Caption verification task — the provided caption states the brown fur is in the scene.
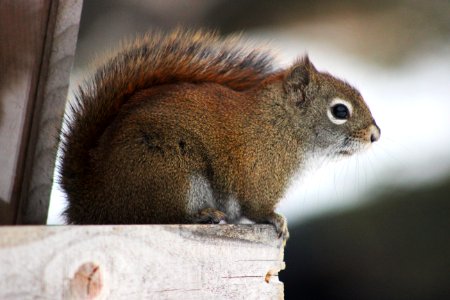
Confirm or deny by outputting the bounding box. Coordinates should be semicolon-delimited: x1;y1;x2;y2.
60;30;379;239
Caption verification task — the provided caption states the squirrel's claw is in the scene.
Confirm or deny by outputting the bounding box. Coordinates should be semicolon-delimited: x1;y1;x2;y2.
193;208;227;224
265;213;289;241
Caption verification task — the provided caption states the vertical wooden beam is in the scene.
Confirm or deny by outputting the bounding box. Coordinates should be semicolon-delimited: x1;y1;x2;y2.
0;0;82;224
17;0;83;224
0;0;52;224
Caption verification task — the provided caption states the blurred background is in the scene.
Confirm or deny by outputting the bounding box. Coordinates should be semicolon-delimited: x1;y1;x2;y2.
47;0;450;299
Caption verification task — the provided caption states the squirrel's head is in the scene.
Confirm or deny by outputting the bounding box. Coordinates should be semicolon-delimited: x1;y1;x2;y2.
282;56;380;157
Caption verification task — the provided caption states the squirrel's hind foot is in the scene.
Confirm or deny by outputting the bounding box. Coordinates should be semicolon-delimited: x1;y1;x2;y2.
192;208;227;224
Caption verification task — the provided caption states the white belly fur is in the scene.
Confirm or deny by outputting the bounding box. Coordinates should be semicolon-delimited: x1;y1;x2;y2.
186;174;253;224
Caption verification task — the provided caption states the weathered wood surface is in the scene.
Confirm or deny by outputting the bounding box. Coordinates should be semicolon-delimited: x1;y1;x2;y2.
0;224;285;299
0;0;82;224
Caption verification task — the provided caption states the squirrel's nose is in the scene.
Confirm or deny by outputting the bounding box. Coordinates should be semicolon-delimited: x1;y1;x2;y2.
370;124;381;143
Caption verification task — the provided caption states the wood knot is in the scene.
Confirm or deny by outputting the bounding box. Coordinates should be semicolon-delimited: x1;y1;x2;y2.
70;262;103;299
265;270;273;283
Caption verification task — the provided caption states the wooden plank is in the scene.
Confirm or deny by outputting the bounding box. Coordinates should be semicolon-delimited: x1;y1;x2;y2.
0;0;82;224
0;224;285;299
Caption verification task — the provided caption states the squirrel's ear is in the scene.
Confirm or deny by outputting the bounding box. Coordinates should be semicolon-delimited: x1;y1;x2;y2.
284;55;317;96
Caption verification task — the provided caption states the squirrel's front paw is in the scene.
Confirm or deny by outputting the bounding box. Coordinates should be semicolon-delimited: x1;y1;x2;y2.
192;208;227;224
265;213;289;241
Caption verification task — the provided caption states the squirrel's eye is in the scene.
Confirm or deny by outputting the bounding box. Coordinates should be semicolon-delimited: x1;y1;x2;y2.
332;104;349;119
327;98;353;125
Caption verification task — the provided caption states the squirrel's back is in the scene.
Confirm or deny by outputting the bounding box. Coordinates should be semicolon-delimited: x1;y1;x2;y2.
60;29;278;218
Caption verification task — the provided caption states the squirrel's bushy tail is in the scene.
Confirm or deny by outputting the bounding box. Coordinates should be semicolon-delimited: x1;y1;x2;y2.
59;29;276;207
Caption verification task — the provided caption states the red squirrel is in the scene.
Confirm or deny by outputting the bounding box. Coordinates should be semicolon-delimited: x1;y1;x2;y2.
60;29;380;239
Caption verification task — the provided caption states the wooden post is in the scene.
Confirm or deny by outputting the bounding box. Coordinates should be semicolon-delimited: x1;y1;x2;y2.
0;225;285;299
0;0;82;224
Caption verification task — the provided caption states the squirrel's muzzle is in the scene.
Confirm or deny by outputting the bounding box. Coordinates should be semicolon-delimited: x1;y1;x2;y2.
370;123;381;143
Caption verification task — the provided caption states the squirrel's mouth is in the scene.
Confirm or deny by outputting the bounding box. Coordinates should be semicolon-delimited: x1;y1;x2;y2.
336;137;372;157
336;134;374;156
337;150;353;156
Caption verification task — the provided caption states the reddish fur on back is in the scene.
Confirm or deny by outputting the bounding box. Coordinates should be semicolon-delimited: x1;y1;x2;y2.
60;29;277;193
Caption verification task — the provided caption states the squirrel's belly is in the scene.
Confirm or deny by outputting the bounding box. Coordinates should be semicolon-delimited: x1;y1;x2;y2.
186;174;215;215
186;174;248;223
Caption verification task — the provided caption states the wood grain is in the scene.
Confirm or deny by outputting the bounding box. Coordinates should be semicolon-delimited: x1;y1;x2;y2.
0;224;285;299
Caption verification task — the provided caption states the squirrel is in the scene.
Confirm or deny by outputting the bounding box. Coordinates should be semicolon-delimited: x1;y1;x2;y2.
60;29;380;239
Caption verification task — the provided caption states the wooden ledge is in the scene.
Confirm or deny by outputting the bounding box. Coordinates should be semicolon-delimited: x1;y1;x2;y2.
0;224;285;299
